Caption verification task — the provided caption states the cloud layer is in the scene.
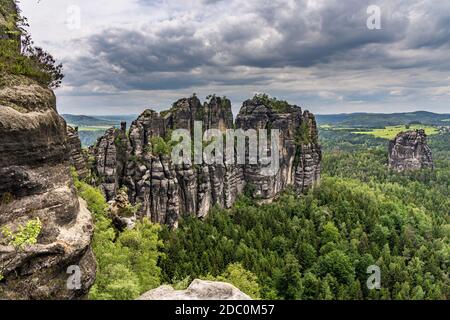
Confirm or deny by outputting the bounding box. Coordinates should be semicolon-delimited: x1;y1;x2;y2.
20;0;450;114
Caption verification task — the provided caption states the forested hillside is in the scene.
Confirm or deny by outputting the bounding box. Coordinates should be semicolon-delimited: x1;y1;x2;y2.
158;130;449;300
316;111;450;127
71;117;449;300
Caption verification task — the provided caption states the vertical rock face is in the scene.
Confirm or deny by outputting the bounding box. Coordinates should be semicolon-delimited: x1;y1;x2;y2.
91;123;128;200
388;129;434;171
91;95;321;228
235;96;321;200
67;126;89;179
0;76;96;299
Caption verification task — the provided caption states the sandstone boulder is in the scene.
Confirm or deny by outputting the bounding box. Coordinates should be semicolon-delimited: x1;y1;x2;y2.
138;279;251;300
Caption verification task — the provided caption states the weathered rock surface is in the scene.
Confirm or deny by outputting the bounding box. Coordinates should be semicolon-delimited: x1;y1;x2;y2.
108;187;136;231
388;129;434;171
138;279;251;300
91;95;321;228
91;123;128;200
67;126;89;179
0;75;96;299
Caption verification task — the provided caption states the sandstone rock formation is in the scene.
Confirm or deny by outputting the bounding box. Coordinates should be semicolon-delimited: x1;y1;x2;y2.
108;187;137;231
1;1;96;296
91;123;128;201
0;76;96;299
67;126;89;179
138;279;251;300
388;129;434;171
91;95;321;228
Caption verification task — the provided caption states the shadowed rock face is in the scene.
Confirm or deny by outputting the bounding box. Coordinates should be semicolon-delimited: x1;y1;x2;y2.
91;95;321;228
138;279;251;300
67;126;89;179
388;129;434;171
0;75;96;299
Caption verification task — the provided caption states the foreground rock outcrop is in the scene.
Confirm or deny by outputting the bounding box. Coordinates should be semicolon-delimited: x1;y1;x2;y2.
91;95;321;228
0;79;96;299
0;1;95;299
0;76;96;299
388;129;434;171
138;279;251;300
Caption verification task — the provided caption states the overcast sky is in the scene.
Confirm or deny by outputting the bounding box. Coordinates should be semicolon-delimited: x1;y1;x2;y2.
20;0;450;115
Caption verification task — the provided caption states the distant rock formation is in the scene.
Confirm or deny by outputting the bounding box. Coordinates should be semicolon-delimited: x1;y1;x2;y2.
388;129;434;171
138;279;251;300
91;95;321;228
91;124;128;200
67;126;89;179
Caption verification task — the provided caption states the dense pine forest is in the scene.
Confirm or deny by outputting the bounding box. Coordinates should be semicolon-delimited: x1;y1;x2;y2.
157;130;449;300
74;127;449;300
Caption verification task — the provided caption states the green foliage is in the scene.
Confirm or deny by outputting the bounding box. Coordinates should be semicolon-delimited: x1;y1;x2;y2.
354;125;439;140
0;218;41;249
159;136;449;300
0;216;42;281
72;172;162;300
316;111;450;127
295;121;312;145
150;136;172;156
203;263;261;299
114;134;125;150
0;1;64;88
122;203;142;218
253;94;292;113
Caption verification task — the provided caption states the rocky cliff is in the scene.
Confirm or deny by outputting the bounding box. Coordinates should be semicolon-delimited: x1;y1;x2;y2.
388;129;434;171
0;1;95;299
91;95;321;228
0;75;96;299
67;126;89;179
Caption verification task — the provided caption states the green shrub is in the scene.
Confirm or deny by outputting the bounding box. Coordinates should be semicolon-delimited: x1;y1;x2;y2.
253;94;291;113
72;170;163;300
0;217;42;280
0;1;63;88
0;217;41;249
203;263;261;299
150;136;172;156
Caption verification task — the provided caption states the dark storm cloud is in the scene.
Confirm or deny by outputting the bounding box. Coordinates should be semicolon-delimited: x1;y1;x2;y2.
63;0;450;97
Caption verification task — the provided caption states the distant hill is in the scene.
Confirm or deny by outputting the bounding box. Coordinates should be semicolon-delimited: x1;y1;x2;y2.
316;111;450;128
62;114;118;127
98;114;139;124
61;114;140;147
62;114;139;127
